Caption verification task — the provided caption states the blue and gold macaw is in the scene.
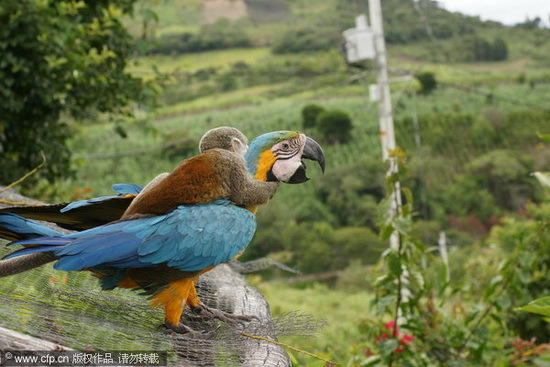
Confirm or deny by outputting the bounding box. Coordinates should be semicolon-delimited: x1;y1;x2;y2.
0;130;325;332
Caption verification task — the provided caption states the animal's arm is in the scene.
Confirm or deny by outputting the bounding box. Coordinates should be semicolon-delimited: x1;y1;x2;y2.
224;155;278;207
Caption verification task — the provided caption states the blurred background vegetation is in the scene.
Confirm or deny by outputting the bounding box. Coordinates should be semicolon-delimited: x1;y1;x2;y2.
1;0;550;365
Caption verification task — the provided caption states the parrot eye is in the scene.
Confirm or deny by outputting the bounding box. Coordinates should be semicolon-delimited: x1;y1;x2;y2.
282;143;290;149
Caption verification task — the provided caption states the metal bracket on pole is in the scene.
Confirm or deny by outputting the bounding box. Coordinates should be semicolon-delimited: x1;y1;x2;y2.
342;15;376;63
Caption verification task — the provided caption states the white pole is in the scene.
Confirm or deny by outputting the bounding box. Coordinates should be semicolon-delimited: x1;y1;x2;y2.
369;0;402;249
438;231;451;282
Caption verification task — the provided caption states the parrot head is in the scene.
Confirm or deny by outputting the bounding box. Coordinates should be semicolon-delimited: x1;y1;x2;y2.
245;131;325;184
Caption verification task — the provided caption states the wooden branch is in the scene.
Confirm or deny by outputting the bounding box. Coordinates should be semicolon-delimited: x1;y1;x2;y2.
286;270;342;283
199;265;291;366
0;326;70;350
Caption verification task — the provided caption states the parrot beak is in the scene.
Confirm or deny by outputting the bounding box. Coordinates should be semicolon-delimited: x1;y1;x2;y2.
302;136;326;174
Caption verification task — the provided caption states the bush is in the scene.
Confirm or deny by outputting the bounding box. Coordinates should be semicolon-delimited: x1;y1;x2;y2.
466;150;540;211
272;27;338;54
446;34;509;62
301;104;325;129
316;109;353;144
415;71;437;95
316;158;385;228
487;202;550;341
151;19;250;55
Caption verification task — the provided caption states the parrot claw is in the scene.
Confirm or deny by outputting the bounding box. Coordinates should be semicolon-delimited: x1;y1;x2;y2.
158;322;216;338
190;304;258;326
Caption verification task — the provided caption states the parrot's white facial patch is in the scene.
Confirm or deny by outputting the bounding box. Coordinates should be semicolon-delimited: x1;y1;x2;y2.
271;156;304;182
269;134;307;182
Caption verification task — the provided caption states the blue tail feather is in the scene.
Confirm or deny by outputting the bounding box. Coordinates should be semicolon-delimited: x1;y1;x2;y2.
0;213;63;239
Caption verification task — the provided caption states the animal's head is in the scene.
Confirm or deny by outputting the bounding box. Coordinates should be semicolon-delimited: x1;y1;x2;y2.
199;126;248;156
245;131;325;183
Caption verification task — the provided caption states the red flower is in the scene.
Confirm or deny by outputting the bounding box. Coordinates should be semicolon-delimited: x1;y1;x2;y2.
400;334;413;346
375;321;414;353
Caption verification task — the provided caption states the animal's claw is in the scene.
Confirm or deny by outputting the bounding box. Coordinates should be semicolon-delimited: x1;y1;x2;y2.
158;322;216;338
190;304;257;326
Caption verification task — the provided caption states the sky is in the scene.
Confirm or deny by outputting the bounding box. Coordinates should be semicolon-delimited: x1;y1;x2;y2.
437;0;550;26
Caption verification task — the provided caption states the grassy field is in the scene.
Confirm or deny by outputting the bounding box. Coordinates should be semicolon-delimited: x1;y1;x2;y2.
128;47;272;77
257;280;373;365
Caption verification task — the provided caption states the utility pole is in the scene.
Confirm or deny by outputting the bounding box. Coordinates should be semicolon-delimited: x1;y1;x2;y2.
342;1;408;322
369;0;402;250
342;8;403;235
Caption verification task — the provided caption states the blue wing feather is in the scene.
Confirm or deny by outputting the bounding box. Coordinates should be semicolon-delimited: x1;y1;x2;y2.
61;195;121;213
111;183;143;195
60;182;143;213
9;200;256;273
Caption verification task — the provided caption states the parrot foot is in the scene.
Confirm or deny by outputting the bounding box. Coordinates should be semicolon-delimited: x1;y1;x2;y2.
158;322;217;338
190;304;257;326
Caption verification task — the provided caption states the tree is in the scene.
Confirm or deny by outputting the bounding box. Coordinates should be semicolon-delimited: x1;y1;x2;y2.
0;0;151;185
415;71;437;95
301;104;325;129
491;37;508;61
316;109;353;144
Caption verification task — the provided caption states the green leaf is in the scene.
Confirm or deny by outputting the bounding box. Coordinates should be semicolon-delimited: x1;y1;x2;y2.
393;217;411;236
387;252;402;277
401;187;414;206
485;275;503;298
538;133;550;143
515;296;550;317
377;295;395;314
142;8;159;22
361;355;382;366
410;270;425;290
374;274;391;287
379;339;399;356
380;224;394;242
